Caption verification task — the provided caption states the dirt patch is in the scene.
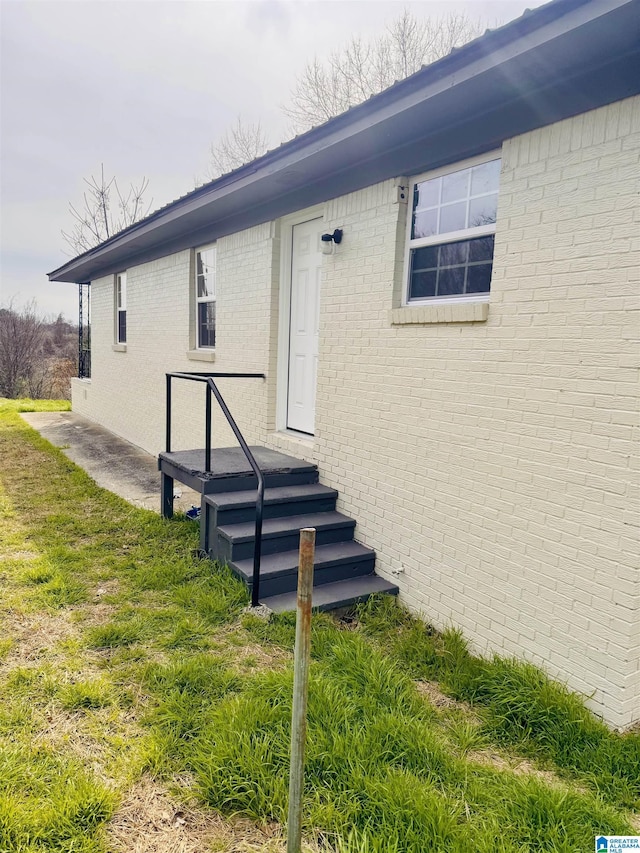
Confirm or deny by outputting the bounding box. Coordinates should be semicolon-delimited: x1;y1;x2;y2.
467;749;577;789
33;701;148;790
33;705;114;783
214;627;292;674
229;640;291;674
1;610;79;667
71;579;123;627
415;680;471;713
106;776;320;852
93;579;121;600
0;549;39;562
87;602;119;625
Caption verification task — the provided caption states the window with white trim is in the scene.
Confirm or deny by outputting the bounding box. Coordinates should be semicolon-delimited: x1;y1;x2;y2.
195;245;216;348
405;155;501;303
116;272;127;343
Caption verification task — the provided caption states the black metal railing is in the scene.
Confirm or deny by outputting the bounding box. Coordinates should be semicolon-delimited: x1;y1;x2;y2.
78;283;91;379
165;371;266;607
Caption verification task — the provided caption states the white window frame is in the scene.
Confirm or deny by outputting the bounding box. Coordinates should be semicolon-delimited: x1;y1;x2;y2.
195;244;216;350
403;151;501;306
115;272;127;344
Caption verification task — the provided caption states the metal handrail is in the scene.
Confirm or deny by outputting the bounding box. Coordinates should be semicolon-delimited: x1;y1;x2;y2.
165;371;266;607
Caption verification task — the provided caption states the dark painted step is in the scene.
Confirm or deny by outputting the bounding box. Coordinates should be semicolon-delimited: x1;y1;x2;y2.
205;484;338;527
260;575;399;614
230;540;375;598
216;511;356;563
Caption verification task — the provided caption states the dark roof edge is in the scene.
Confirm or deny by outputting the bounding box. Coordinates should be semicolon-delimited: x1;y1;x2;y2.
47;0;626;282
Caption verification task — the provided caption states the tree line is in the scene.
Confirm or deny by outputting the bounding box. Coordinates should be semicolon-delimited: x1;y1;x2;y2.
0;302;77;400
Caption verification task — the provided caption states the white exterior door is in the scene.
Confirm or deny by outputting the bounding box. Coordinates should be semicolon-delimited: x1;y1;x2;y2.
287;218;323;434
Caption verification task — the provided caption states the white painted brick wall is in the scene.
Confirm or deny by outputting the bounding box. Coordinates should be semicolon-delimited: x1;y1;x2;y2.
71;223;278;454
73;95;639;727
274;96;640;728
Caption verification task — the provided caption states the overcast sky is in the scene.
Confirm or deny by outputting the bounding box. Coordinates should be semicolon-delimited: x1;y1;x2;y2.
1;0;544;321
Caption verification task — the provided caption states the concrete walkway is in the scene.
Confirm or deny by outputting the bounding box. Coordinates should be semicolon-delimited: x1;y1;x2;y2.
20;411;199;513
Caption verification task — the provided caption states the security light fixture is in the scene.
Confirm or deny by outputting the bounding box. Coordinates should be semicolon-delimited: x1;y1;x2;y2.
321;228;343;255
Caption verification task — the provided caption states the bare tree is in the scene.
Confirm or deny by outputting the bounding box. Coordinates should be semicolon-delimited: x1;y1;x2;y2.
205;117;270;181
62;164;152;255
0;301;45;398
202;12;483;180
283;10;483;132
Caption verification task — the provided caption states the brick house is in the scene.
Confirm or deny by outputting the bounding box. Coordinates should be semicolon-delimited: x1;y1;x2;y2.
49;0;640;728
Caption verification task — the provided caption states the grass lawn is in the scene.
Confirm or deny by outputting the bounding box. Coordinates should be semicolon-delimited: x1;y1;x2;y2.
0;398;638;852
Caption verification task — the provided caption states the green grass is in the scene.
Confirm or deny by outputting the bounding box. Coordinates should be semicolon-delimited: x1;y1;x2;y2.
354;595;640;809
0;745;113;853
0;397;638;851
59;678;118;711
7;398;72;413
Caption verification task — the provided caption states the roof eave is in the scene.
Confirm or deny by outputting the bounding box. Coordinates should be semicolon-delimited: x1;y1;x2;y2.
48;0;640;284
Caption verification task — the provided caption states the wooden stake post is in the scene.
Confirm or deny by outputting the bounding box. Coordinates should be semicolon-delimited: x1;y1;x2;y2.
286;527;315;853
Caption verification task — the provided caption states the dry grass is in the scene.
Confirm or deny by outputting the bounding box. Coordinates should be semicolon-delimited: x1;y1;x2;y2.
107;776;322;853
415;679;469;711
467;749;574;787
0;609;79;667
0;548;38;562
214;625;292;675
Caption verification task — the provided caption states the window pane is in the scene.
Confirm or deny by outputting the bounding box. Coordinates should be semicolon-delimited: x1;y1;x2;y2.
118;310;126;343
469;235;495;262
415;177;440;210
198;275;215;299
437;266;465;296
198;247;215;272
196;249;216;297
411;245;439;270
409;269;437;299
412;209;438;240
439;202;466;234
469;194;498;228
467;263;492;293
198;301;216;348
439;241;468;267
441;167;469;203
471;159;501;196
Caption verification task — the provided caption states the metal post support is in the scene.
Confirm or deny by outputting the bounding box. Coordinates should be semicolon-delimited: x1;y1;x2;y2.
205;384;212;473
286;528;315;853
161;472;174;519
78;284;83;378
165;374;172;453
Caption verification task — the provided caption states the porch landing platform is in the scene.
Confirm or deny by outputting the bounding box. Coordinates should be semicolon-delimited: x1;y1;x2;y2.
159;445;399;613
158;446;317;515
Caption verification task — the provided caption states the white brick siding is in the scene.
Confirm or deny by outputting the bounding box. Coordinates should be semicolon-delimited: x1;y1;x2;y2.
73;95;639;728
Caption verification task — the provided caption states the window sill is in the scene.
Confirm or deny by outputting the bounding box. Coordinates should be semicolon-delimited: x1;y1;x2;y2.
112;343;127;352
187;349;216;363
389;302;489;325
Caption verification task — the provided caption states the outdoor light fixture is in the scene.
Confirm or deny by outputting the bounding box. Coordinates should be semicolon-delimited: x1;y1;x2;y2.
321;228;343;255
